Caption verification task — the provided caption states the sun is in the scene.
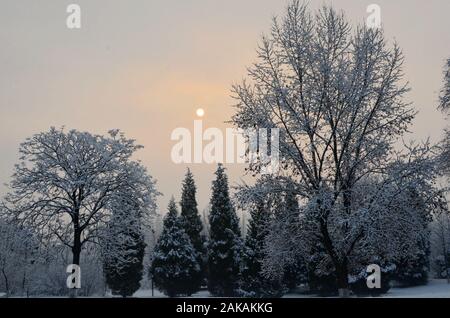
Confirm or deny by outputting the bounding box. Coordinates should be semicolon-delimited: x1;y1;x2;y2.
196;108;205;117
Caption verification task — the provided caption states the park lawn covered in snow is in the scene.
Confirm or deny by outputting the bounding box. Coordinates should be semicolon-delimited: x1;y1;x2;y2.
133;289;211;298
134;280;450;298
282;279;450;298
384;279;450;298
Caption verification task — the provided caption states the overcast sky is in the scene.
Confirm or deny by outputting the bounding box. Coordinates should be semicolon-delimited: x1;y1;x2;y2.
0;0;449;212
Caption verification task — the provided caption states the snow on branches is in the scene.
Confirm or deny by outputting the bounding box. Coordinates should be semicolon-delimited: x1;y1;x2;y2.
231;1;442;293
2;127;159;268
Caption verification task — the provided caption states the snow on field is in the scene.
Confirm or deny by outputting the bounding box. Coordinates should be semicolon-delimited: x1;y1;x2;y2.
385;279;450;298
134;280;450;298
133;289;211;298
283;279;450;298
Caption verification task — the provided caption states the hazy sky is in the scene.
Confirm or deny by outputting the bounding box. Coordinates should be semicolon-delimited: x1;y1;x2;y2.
0;0;449;212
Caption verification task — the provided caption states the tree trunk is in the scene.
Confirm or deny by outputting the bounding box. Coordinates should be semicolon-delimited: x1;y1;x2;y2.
445;216;450;284
336;262;350;298
70;227;82;298
72;242;81;266
340;186;352;297
22;252;28;296
1;268;9;297
319;217;351;297
439;220;450;283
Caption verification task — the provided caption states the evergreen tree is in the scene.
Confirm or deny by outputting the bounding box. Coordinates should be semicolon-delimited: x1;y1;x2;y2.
392;188;431;287
244;200;269;277
103;232;146;297
180;168;206;290
103;193;146;297
307;243;338;296
242;200;282;297
394;240;430;286
277;192;307;291
260;188;309;296
151;198;200;297
207;164;243;296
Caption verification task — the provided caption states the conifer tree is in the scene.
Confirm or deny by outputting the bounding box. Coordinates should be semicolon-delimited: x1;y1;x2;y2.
245;201;270;276
242;200;279;296
392;187;431;286
180;169;206;290
278;192;307;290
207;164;243;296
103;192;146;297
151;198;200;297
103;231;146;297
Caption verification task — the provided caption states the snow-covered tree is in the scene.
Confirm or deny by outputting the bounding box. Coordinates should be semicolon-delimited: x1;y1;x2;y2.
231;1;438;296
431;194;450;282
0;218;40;297
433;57;450;281
102;188;146;297
241;199;274;296
151;198;200;297
274;191;307;290
180;169;205;290
2;127;159;295
241;190;306;293
208;164;243;297
390;187;431;286
28;243;105;297
243;200;269;280
439;58;450;112
438;58;450;174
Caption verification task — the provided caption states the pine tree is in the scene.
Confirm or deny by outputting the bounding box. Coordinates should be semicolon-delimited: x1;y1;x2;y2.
307;243;338;296
151;198;200;297
103;194;146;297
103;232;146;297
242;199;281;297
392;187;431;287
180;169;206;290
207;164;243;296
394;239;430;287
244;200;269;277
278;192;307;291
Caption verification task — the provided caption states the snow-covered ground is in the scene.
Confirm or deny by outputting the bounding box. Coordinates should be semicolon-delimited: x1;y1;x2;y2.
384;279;450;298
134;279;450;298
133;289;211;298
